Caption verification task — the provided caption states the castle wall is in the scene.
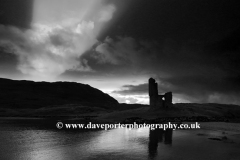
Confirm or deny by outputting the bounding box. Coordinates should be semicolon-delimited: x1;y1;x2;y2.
164;92;173;108
148;78;172;108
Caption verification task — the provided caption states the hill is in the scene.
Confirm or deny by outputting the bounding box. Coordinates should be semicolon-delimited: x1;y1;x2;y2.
0;78;118;109
0;78;240;123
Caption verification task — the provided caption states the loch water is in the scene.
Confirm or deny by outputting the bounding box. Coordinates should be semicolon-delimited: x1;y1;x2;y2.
0;119;240;160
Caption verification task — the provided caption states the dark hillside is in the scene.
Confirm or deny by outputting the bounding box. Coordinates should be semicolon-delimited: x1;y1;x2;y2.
0;78;118;108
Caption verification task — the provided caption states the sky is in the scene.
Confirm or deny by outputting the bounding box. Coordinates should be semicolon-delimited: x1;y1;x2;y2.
0;0;240;105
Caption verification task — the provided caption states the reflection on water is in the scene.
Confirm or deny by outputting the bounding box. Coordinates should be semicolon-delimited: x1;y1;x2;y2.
0;119;240;160
148;129;173;159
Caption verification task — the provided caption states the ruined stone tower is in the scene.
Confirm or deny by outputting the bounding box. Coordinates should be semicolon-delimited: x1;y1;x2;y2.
148;78;173;108
149;78;158;106
164;92;173;108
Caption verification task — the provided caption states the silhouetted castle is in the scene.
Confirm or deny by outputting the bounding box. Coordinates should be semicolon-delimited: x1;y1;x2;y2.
149;78;172;108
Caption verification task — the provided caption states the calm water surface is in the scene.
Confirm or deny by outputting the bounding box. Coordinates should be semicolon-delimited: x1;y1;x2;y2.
0;119;240;160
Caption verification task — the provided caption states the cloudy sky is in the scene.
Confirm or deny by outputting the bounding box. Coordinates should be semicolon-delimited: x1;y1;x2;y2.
0;0;240;105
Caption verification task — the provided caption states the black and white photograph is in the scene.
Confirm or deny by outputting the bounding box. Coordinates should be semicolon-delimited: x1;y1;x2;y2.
0;0;240;159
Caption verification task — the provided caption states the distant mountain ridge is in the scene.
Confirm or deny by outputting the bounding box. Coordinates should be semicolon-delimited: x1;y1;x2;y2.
0;78;118;108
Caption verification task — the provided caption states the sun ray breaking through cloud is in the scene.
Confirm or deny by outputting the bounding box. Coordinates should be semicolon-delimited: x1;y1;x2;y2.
0;0;116;81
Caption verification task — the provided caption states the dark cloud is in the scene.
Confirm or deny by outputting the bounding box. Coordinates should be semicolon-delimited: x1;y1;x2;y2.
0;0;33;77
113;84;148;95
0;46;20;77
109;28;240;104
113;74;240;104
100;0;240;43
93;36;139;65
0;23;96;79
0;0;33;29
75;21;240;105
206;28;240;53
0;0;240;105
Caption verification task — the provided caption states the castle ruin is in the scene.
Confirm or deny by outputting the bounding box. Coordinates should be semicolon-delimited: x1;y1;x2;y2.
149;78;172;108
